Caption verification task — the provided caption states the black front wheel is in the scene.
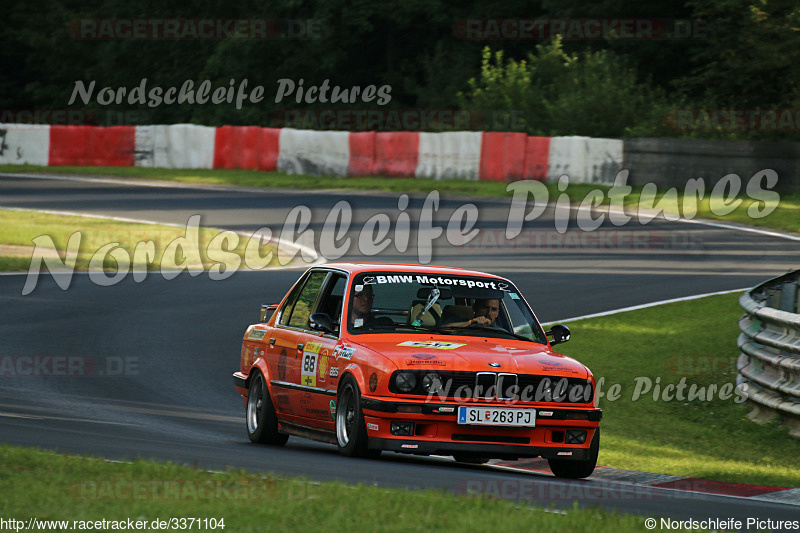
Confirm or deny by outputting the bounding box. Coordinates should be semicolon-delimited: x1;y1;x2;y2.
547;428;599;479
246;371;289;446
336;376;379;458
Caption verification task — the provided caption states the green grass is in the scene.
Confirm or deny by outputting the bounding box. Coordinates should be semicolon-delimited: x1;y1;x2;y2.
0;256;33;271
0;208;281;272
2;164;798;233
0;445;658;532
557;292;800;487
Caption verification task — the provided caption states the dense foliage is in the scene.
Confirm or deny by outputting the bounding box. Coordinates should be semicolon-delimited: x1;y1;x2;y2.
2;0;798;139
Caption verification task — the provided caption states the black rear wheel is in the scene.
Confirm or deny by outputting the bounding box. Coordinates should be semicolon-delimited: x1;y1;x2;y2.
246;372;288;446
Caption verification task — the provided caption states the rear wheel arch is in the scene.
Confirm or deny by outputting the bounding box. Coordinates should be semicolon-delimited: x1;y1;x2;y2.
246;359;271;390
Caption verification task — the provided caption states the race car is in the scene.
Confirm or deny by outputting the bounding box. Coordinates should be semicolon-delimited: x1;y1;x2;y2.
233;263;601;478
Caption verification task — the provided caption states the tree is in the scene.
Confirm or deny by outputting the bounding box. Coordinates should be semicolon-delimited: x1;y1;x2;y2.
677;0;800;109
458;38;674;137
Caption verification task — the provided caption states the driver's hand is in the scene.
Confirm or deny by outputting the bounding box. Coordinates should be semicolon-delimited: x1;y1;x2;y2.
471;316;493;325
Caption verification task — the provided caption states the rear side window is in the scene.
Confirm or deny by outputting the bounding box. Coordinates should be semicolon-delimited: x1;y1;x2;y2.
278;272;327;328
276;274;306;327
285;271;328;330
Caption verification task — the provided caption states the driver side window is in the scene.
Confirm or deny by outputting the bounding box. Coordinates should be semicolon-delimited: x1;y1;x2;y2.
317;274;346;326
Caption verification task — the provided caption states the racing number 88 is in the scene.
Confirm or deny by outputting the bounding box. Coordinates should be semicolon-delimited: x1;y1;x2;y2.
303;355;315;372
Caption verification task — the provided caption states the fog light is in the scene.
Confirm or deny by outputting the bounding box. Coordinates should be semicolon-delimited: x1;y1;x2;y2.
566;430;587;444
390;421;415;436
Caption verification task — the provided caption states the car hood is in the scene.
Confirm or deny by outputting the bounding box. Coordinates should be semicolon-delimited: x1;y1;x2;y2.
352;336;589;379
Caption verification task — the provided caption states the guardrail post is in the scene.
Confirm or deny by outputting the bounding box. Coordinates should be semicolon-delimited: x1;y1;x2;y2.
738;270;800;440
780;280;798;313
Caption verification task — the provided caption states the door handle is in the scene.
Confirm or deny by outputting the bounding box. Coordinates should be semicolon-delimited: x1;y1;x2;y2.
297;344;304;351
269;338;276;346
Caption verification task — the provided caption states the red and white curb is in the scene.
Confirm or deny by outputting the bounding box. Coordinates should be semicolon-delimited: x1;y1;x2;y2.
491;458;800;505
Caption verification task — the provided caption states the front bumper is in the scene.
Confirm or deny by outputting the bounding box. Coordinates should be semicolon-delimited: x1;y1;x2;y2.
361;396;601;460
371;438;594;460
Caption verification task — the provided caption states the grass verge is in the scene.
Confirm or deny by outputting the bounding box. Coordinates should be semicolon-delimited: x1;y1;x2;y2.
0;208;280;272
0;444;654;532
2;164;798;234
557;292;800;487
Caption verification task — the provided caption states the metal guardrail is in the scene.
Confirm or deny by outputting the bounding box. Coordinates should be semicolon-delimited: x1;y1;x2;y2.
738;270;800;440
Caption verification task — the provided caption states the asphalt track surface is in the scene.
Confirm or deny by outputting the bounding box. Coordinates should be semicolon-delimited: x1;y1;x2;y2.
1;173;799;526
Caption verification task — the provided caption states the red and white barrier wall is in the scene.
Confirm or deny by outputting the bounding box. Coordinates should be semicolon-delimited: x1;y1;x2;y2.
277;128;351;176
0;124;52;166
0;123;624;184
135;124;216;169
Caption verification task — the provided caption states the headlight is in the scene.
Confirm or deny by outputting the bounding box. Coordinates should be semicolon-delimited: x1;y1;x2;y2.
395;372;417;393
421;373;442;393
565;380;593;403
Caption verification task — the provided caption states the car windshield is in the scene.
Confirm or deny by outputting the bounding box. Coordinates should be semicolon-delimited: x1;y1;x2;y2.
346;271;548;344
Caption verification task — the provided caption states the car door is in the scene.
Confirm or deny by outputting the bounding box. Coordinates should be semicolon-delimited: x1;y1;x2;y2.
268;269;345;430
306;272;347;431
267;270;327;422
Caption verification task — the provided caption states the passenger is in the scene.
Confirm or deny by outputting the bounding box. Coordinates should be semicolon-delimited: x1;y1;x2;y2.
349;284;375;328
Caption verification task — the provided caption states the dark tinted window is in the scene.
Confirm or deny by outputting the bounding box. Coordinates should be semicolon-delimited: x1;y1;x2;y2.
318;274;347;325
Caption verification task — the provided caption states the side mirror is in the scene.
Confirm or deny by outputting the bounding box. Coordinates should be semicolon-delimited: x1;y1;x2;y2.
546;324;571;345
309;313;338;335
261;304;278;323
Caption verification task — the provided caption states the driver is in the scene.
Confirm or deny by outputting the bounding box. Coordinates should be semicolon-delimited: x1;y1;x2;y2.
472;298;500;325
444;298;500;327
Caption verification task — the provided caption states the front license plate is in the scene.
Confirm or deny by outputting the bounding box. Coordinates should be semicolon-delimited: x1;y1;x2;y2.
457;406;536;427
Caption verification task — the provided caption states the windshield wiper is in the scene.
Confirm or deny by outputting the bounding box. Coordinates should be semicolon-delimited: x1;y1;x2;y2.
440;324;534;342
407;324;455;334
381;323;454;335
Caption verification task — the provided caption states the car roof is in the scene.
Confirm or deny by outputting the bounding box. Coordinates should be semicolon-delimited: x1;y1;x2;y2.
315;263;504;279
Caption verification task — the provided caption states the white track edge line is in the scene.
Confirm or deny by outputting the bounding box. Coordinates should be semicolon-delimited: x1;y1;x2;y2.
541;287;749;325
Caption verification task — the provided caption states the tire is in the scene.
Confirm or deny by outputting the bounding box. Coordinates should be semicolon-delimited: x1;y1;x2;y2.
547;428;599;479
246;371;288;446
452;453;491;465
336;375;379;458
